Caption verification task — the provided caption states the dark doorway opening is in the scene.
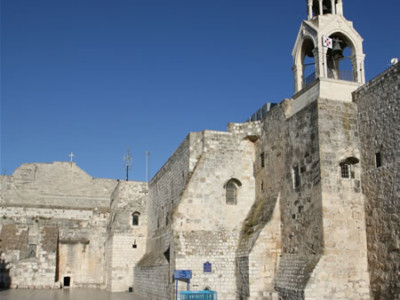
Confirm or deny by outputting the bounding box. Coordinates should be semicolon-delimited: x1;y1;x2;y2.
63;276;71;287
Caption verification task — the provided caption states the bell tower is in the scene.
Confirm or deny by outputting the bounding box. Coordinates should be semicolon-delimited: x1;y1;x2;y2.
292;0;365;98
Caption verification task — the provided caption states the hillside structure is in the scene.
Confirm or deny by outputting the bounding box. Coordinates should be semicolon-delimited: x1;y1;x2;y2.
1;1;399;299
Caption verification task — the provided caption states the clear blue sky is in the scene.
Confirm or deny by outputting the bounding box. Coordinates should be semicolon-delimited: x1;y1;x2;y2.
1;0;399;181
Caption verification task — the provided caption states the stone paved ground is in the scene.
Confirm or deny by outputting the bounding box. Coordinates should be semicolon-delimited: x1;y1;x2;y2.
0;288;147;300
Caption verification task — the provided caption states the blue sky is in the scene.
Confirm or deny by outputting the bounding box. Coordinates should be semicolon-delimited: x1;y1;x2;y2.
1;0;399;181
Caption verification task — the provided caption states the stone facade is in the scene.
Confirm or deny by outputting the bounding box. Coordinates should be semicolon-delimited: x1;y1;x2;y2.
1;1;399;299
354;63;400;300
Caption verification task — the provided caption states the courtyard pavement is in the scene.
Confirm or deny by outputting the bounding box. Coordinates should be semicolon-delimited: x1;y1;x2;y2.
0;288;148;300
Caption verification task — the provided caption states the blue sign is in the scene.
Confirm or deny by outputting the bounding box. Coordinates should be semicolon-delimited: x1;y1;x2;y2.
173;270;192;280
203;262;212;273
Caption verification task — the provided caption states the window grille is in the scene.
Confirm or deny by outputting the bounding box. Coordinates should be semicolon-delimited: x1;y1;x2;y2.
340;164;350;178
260;152;265;168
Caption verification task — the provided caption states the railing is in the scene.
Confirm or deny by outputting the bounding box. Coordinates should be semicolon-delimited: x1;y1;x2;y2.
304;72;316;87
180;290;217;300
327;69;355;81
304;69;355;89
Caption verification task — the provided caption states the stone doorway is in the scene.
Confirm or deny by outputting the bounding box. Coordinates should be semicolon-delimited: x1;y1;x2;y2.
63;276;71;287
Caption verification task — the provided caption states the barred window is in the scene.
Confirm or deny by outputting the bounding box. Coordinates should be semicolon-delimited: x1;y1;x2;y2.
339;157;359;179
260;152;265;168
340;164;350;178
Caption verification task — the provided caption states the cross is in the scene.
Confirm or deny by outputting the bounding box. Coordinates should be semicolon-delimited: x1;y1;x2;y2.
68;152;75;163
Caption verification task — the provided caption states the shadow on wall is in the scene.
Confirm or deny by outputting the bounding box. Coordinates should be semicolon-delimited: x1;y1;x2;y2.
0;258;11;290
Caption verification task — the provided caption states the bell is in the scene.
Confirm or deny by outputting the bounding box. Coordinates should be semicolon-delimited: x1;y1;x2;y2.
332;40;344;59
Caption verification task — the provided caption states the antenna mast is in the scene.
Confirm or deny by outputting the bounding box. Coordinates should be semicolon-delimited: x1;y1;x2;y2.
146;151;151;182
123;148;133;181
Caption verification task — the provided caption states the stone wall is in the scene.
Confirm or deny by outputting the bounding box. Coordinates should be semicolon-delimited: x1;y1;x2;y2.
134;264;170;299
1;162;116;208
173;129;258;300
134;133;196;299
248;99;324;300
0;162;117;289
106;181;148;292
304;98;370;300
354;63;400;300
0;224;58;288
248;96;370;300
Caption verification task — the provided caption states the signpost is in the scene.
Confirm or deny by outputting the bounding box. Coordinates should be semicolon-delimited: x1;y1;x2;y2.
174;270;192;300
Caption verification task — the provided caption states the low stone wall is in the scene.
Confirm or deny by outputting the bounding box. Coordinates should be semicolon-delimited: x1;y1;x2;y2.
134;264;170;300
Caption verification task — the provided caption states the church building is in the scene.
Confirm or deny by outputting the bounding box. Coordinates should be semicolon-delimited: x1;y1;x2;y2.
1;1;399;299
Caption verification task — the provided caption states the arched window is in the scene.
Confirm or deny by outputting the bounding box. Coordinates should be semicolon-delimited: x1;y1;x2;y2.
132;212;140;226
224;179;242;205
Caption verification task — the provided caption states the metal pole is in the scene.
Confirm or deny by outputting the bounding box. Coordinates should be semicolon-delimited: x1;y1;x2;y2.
176;280;178;300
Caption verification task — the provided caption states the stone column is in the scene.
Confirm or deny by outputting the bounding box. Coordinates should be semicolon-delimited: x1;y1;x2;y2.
331;0;336;14
336;0;343;15
292;65;301;93
319;0;323;15
307;0;313;19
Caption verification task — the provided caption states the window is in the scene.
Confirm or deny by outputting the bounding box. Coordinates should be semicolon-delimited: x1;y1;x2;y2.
260;152;265;168
375;152;382;168
28;244;37;258
339;157;359;179
132;212;140;226
293;166;301;188
224;179;242;205
340;163;350;178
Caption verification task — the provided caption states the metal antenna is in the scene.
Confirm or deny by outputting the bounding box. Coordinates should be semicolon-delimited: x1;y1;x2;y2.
146;151;151;182
123;148;133;181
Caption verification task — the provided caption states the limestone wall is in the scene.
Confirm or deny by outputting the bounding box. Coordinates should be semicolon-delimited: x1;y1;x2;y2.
134;264;170;299
354;63;400;299
304;98;370;300
1;162;116;208
134;133;197;299
106;181;148;292
173;129;258;300
0;162;116;289
249;99;324;300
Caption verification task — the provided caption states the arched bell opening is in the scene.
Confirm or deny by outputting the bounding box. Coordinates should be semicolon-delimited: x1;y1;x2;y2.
301;38;316;88
326;33;356;82
311;0;339;17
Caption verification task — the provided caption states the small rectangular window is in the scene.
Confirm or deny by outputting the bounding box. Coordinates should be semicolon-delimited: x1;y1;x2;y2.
293;166;300;188
340;164;350;178
375;152;382;168
260;152;265;168
28;244;37;258
132;213;140;226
